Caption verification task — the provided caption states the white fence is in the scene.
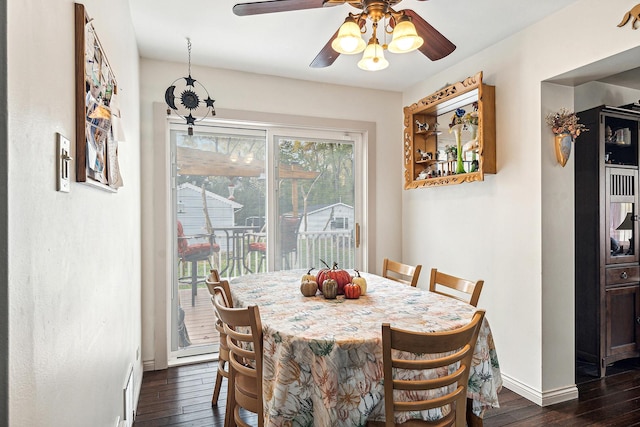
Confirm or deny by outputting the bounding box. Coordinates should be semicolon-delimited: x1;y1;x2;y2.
241;230;355;275
297;230;355;271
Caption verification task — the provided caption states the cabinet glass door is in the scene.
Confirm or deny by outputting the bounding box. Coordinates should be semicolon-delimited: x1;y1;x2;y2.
607;168;639;264
603;112;639;167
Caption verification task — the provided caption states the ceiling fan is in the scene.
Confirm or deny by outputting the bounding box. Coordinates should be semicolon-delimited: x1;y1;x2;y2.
232;0;456;71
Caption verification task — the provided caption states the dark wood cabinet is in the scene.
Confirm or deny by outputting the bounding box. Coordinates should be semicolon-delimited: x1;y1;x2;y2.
605;285;640;359
575;105;640;377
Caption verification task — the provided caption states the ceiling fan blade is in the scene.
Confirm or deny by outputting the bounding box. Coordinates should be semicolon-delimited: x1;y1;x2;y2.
233;0;330;16
309;28;341;68
404;9;456;61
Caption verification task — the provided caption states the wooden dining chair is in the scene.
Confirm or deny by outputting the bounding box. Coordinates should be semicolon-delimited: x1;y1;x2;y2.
429;268;484;307
208;276;233;409
212;287;264;427
372;310;485;427
382;258;422;287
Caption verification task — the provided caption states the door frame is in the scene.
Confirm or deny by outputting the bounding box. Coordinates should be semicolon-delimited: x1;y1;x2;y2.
151;104;374;367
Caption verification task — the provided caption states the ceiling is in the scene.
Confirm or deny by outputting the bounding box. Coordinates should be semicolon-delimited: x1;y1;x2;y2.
599;67;640;91
130;0;585;92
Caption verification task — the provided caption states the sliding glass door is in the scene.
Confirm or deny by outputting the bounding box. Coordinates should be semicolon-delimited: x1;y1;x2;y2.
272;133;359;272
170;122;267;358
168;120;364;359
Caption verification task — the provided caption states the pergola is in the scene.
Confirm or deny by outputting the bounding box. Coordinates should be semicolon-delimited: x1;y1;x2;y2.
177;147;319;216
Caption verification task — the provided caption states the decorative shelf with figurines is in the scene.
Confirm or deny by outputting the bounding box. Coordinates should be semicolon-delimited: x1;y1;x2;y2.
403;71;496;189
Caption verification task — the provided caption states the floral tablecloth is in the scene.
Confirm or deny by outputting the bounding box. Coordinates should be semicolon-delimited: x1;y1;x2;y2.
230;270;502;427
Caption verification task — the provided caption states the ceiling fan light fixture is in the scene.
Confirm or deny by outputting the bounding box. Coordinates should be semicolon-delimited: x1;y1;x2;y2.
357;38;389;71
388;16;424;53
331;17;366;54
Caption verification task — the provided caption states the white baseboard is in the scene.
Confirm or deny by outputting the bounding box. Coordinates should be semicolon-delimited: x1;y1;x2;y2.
143;360;155;372
501;373;579;406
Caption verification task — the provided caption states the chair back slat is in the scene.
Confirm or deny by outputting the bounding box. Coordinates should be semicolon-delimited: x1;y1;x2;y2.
382;258;422;287
429;268;484;307
394;386;465;412
205;269;221;294
211;280;232;305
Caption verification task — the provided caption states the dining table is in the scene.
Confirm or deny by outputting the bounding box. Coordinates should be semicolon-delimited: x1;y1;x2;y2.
230;269;502;427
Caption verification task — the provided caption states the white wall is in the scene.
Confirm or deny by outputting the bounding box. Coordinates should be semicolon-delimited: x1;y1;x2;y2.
8;1;142;426
402;0;640;405
139;59;402;367
540;82;576;402
575;81;640;112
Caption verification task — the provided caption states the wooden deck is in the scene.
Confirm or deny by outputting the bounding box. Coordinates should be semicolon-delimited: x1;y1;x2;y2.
179;286;220;348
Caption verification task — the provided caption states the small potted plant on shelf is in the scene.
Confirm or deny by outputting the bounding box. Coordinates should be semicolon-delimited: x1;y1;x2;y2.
444;144;457;161
545;107;588;167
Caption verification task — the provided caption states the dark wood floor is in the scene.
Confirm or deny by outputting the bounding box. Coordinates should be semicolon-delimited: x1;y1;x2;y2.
134;359;640;427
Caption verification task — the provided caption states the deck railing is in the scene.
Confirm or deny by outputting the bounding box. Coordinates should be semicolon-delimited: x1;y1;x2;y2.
297;230;354;270
240;229;355;274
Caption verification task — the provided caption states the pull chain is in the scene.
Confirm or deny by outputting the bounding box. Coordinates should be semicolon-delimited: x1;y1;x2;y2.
187;38;192;77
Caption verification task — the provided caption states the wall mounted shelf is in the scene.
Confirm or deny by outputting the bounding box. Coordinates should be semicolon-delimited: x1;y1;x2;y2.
403;71;496;189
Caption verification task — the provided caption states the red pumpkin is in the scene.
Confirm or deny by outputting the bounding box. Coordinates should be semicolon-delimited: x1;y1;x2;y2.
343;282;361;299
316;259;331;292
316;260;351;295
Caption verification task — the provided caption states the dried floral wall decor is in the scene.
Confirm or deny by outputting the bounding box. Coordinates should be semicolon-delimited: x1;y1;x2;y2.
545;108;588;167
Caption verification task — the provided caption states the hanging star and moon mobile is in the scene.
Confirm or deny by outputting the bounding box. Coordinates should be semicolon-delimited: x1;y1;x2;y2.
165;38;216;135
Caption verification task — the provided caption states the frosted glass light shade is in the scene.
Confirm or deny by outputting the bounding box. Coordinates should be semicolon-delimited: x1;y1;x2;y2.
331;18;366;54
388;18;423;53
357;40;389;71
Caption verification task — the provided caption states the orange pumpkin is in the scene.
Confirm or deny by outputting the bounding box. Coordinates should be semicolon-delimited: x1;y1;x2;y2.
344;282;361;299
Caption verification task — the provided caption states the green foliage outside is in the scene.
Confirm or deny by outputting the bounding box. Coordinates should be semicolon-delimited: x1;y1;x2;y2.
176;132;354;225
175;130;356;280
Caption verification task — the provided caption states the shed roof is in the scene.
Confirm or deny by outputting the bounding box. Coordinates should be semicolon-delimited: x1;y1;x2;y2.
177;182;243;209
305;202;353;216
